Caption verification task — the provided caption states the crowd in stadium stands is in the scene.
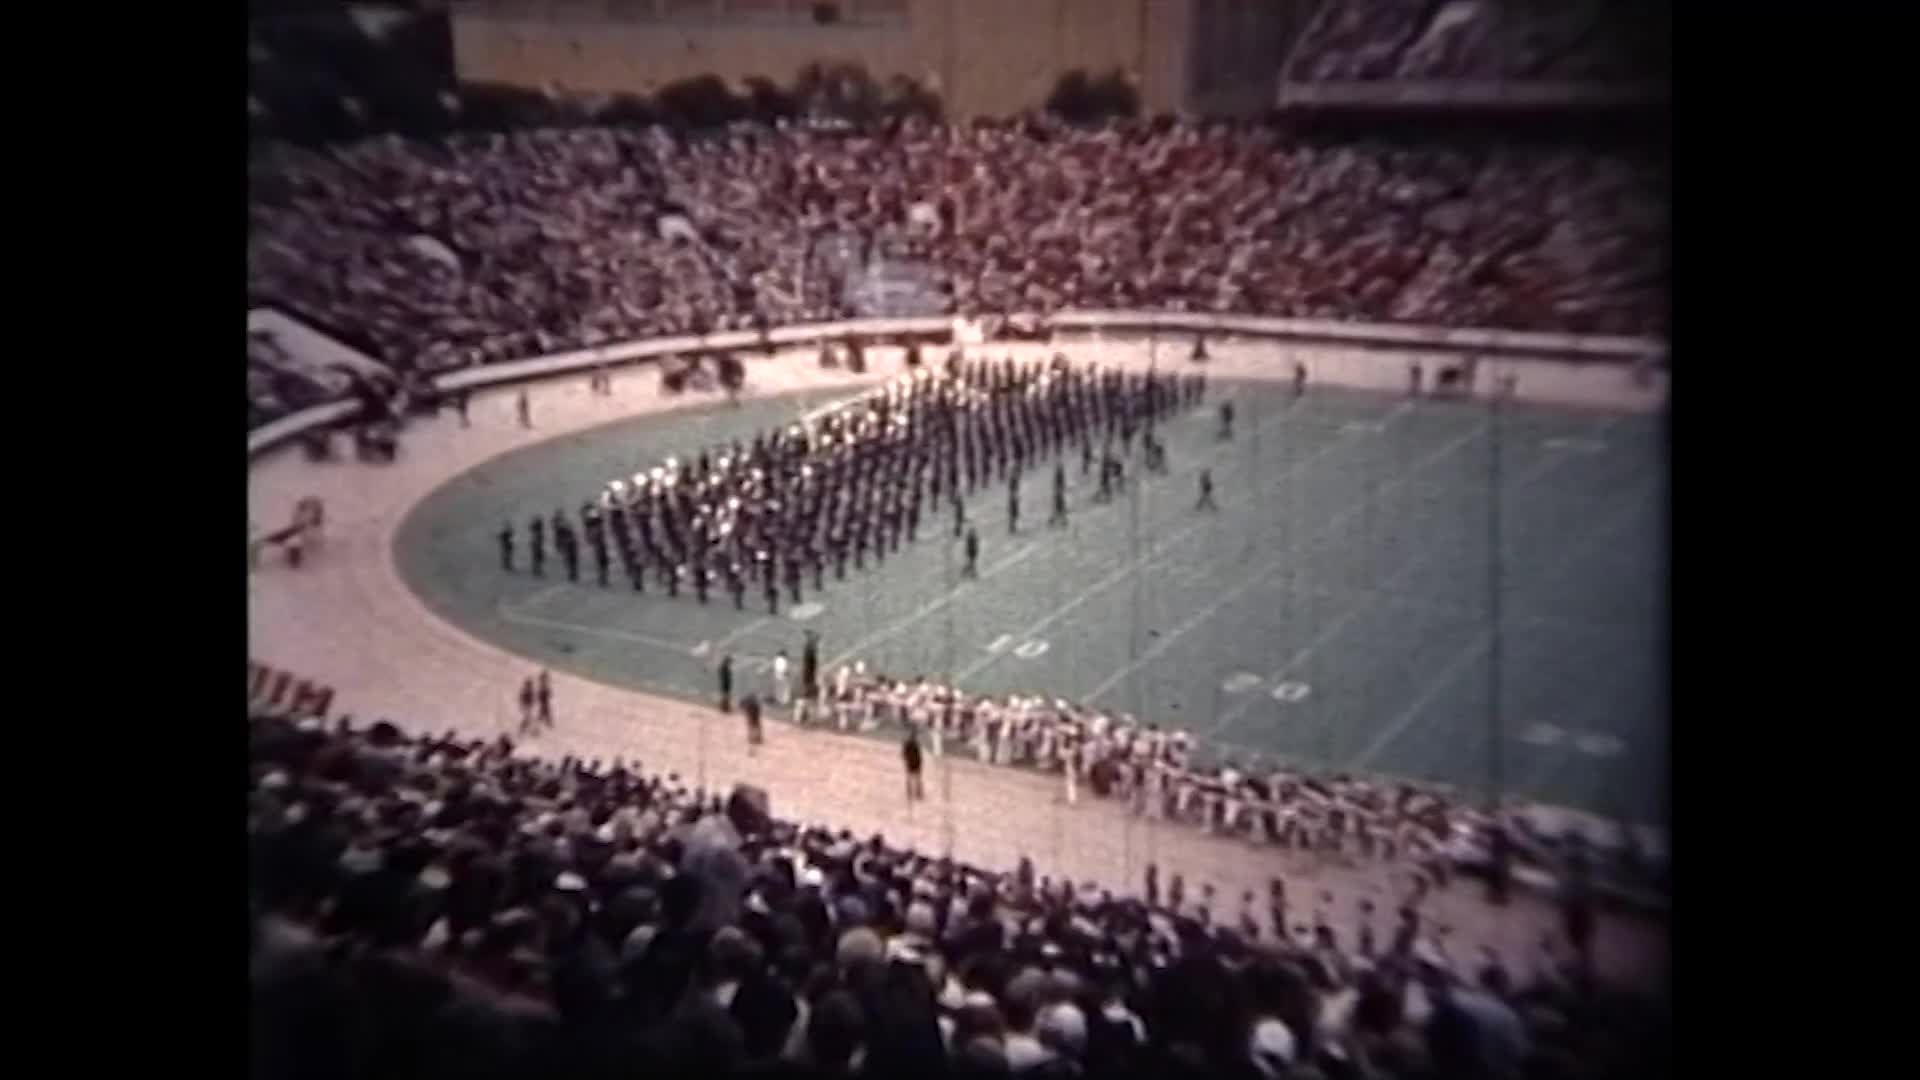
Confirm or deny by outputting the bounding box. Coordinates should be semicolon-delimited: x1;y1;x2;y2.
248;116;1666;381
1283;0;1670;83
251;711;1663;1079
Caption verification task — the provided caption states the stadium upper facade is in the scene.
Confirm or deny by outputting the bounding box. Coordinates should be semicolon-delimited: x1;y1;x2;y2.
450;0;1293;119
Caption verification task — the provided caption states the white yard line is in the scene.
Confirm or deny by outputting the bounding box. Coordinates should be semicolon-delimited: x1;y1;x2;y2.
1078;556;1293;704
522;582;568;610
1349;629;1498;769
1348;470;1657;772
712;615;772;651
958;401;1440;688
1186;417;1497;737
950;438;1356;685
820;542;1042;670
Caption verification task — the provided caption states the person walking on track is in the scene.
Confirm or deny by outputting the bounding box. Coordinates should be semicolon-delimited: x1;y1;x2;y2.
903;726;925;802
718;654;734;714
744;693;764;752
517;677;536;736
772;651;792;708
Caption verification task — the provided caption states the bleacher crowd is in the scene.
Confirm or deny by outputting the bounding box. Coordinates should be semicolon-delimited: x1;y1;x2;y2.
248;116;1666;379
250;709;1664;1080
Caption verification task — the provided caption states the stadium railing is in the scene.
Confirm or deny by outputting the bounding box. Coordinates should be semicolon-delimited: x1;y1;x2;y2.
247;311;1668;458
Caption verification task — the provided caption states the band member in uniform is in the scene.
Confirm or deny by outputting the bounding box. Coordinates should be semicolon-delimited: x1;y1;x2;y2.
559;527;580;584
1409;362;1424;397
1007;475;1021;534
1218;400;1235;441
498;523;515;571
1049;483;1069;528
516;388;532;429
1197;469;1218;512
963;526;980;578
772;650;792;709
535;670;553;728
1293;362;1308;396
529;515;546;576
456;391;470;427
718;653;734;713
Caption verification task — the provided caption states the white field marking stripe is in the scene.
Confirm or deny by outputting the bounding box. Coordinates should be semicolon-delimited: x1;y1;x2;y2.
1079;555;1295;704
523;583;567;610
1261;576;1637;639
497;603;698;655
952;404;1435;686
1349;629;1496;769
820;542;1042;671
952;437;1352;684
713;615;772;651
1075;406;1474;706
1194;594;1386;744
1189;417;1499;737
1347;471;1659;771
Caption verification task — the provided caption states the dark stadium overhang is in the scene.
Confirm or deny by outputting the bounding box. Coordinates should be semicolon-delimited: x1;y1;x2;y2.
1275;80;1670;112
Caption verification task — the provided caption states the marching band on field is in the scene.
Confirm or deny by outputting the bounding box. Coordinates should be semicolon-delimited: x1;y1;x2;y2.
495;351;1208;607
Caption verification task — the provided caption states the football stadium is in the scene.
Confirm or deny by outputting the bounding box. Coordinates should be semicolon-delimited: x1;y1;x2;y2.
249;3;1671;1078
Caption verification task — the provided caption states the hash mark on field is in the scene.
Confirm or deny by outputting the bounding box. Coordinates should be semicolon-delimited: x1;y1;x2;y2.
497;602;697;656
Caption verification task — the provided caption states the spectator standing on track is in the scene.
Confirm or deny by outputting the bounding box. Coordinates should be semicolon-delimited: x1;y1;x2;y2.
832;661;853;730
1062;734;1080;806
903;726;925;802
1218;400;1235;441
1409;362;1424;397
799;633;820;725
1293;362;1308;396
1197;469;1218;512
744;693;764;751
772;651;791;708
455;390;470;427
535;670;553;728
718;654;734;714
516;388;531;428
517;676;536;735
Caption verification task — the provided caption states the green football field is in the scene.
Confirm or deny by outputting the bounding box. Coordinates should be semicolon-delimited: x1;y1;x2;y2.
395;380;1667;826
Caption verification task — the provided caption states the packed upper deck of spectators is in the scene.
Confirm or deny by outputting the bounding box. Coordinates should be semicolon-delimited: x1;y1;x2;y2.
248;114;1667;380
